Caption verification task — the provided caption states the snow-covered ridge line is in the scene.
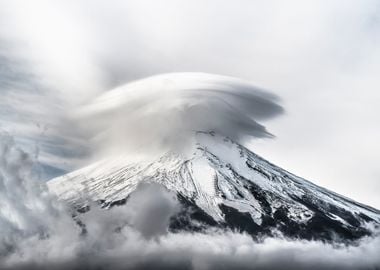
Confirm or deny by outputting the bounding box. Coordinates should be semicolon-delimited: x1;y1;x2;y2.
48;132;380;241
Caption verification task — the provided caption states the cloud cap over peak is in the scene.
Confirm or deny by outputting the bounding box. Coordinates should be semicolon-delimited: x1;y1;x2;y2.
76;72;284;155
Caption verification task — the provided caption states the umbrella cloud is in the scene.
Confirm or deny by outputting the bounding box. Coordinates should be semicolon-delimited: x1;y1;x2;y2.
75;72;284;155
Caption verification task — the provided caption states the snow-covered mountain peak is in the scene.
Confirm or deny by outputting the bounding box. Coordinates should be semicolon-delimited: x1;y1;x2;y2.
48;131;380;241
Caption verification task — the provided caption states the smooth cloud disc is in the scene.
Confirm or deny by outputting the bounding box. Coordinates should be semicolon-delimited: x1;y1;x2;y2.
76;72;284;154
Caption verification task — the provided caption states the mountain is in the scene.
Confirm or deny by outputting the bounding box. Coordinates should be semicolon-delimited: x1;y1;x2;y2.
47;132;380;242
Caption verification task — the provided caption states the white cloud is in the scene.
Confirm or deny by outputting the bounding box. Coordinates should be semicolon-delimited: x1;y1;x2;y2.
73;73;283;156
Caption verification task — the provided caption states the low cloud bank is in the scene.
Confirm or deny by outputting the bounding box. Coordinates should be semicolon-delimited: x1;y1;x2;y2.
1;134;380;270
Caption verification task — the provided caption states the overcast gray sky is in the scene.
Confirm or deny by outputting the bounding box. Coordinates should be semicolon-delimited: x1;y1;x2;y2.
0;0;379;208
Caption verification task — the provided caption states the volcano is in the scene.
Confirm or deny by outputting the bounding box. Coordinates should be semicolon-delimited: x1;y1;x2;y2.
48;131;380;242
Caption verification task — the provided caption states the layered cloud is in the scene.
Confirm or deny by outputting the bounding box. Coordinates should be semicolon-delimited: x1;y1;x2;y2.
74;73;283;155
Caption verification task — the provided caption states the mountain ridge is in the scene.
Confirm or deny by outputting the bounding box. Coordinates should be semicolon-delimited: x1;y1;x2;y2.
48;131;380;242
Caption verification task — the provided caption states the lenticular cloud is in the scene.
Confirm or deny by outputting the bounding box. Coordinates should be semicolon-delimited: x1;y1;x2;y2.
76;72;284;154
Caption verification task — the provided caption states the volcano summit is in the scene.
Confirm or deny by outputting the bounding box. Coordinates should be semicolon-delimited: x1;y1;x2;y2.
48;131;380;242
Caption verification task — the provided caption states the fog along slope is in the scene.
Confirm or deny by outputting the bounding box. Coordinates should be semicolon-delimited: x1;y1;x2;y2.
48;132;380;242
